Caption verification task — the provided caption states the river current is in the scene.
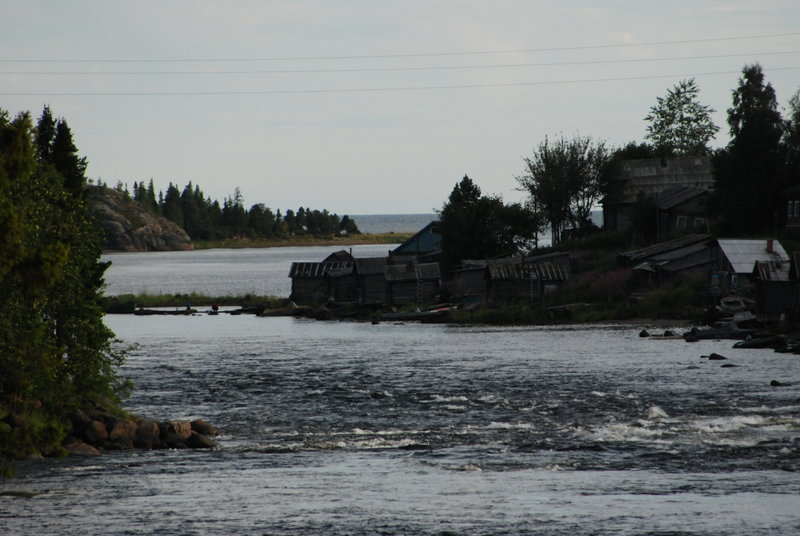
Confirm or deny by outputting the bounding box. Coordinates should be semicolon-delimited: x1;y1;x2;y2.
2;244;800;535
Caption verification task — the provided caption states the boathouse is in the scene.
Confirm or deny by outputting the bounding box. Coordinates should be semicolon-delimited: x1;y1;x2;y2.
289;259;352;304
384;262;442;305
448;252;571;303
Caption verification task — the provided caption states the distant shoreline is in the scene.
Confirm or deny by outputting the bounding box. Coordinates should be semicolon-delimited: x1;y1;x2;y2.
191;232;413;250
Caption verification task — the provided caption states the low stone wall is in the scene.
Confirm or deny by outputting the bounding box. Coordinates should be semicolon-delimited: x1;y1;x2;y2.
65;407;220;456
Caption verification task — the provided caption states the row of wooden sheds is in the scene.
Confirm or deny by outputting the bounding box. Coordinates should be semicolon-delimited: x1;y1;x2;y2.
289;252;442;306
289;249;572;307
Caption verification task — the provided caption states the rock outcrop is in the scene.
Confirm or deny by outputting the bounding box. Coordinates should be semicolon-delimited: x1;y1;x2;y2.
88;187;193;252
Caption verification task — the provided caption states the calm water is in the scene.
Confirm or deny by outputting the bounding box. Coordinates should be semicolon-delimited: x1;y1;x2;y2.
351;213;436;234
2;246;799;535
102;243;396;297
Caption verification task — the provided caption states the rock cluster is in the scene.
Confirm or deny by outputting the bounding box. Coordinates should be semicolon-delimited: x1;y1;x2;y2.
88;187;193;252
65;407;219;456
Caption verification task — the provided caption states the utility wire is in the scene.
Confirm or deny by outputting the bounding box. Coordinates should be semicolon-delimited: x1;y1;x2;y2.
1;31;798;64
2;66;799;97
3;50;799;76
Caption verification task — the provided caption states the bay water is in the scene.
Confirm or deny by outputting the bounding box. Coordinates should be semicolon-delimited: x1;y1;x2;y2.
2;228;799;535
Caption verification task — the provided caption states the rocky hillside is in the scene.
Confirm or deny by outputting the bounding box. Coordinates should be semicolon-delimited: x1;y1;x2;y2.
88;187;192;252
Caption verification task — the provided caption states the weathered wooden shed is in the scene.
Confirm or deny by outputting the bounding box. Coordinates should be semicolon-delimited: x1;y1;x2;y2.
384;262;441;305
448;253;571;303
486;261;570;303
710;238;790;296
354;257;388;305
289;261;351;304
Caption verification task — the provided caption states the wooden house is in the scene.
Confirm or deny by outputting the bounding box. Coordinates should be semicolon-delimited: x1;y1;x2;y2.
603;156;713;231
710;238;790;297
655;185;711;241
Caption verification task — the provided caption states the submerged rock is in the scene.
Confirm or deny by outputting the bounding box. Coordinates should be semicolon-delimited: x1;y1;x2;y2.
63;440;101;457
186;431;217;449
190;419;220;437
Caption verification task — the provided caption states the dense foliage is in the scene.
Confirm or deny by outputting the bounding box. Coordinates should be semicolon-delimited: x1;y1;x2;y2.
713;64;789;234
517;134;609;245
114;179;360;241
438;176;541;269
644;78;719;156
1;107;123;462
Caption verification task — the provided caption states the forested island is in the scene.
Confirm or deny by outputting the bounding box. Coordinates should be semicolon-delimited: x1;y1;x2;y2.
91;178;361;251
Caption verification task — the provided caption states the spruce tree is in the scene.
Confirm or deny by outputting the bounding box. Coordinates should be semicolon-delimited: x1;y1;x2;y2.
713;64;786;233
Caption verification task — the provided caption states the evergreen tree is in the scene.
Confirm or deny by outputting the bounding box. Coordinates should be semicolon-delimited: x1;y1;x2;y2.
339;215;361;235
162;183;184;227
146;179;159;213
439;175;539;269
713;64;786;233
50;119;88;196
784;88;800;183
33;105;56;163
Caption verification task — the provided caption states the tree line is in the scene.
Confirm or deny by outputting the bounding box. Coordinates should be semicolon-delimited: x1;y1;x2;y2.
99;179;360;241
439;63;800;267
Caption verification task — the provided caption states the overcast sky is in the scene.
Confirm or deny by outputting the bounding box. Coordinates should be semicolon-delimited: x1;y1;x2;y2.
3;1;800;215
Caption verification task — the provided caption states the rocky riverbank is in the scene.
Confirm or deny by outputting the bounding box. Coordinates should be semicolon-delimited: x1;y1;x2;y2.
63;406;219;456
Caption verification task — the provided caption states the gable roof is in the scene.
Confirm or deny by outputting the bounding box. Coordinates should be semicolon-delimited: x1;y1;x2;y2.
392;221;442;254
619;233;713;265
655;185;709;210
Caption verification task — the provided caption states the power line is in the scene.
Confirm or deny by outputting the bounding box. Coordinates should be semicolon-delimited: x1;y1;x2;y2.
1;32;798;64
3;66;799;97
3;50;799;76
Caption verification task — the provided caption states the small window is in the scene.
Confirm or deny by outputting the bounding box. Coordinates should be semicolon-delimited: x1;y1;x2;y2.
789;201;794;219
693;217;706;228
676;215;687;229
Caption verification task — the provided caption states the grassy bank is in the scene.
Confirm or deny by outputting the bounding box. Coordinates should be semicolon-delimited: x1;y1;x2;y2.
192;232;413;250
